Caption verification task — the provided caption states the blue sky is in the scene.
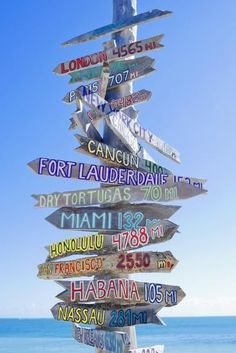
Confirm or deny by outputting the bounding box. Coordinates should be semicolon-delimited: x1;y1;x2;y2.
0;0;236;318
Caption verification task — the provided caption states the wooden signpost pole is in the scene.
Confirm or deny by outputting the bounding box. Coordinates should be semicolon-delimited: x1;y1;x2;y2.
96;1;139;352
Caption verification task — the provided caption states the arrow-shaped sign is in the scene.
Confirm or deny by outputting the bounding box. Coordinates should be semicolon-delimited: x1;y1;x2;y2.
62;9;171;46
51;302;166;327
38;250;178;279
47;220;177;260
74;88;181;163
70;89;152;129
129;346;164;353
72;325;130;353
69;56;154;84
32;184;206;210
63;67;155;103
45;203;180;231
75;134;171;174
56;279;185;306
55;35;163;75
28;157;206;187
70;110;103;142
45;220;178;260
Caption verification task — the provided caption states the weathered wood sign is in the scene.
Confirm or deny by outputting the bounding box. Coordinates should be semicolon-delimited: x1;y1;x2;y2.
70;110;103;142
63;67;156;103
56;279;185;306
75;134;171;174
129;346;164;353
74;88;181;163
70;89;152;129
33;183;206;210
45;220;178;260
28;157;206;187
69;56;155;84
45;203;180;231
51;302;165;327
62;9;171;46
73;325;130;353
55;35;163;75
38;250;178;279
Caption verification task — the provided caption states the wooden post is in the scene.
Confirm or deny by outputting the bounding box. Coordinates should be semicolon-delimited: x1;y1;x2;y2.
95;1;138;352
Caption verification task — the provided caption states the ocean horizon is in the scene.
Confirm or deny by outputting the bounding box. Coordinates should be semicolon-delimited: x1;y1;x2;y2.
0;316;235;353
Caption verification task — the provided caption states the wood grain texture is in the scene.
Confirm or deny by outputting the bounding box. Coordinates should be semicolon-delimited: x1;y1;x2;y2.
44;219;178;260
56;278;185;306
51;302;166;328
38;250;178;279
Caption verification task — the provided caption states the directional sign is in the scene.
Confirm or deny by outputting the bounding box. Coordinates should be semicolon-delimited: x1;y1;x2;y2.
38;250;178;279
45;220;178;260
70;110;103;142
28;157;207;188
73;325;130;353
75;135;171;174
55;35;163;75
45;203;180;231
51;302;165;327
129;346;164;353
74;88;180;163
61;9;171;46
63;67;155;103
56;279;185;306
70;89;152;128
33;182;206;209
69;56;154;83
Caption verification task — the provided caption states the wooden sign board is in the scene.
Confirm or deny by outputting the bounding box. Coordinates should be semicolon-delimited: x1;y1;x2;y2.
70;110;103;142
69;56;154;84
45;220;178;260
63;67;155;103
62;9;171;46
74;88;180;163
51;302;165;328
75;134;171;174
45;203;180;232
38;250;178;279
55;35;163;75
129;346;164;353
70;89;152;128
56;279;185;306
28;157;206;188
32;183;206;209
73;325;130;353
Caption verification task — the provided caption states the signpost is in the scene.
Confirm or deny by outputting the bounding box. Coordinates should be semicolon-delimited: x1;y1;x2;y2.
69;89;152;128
28;157;206;187
56;279;185;306
61;9;171;46
45;203;180;231
73;325;130;353
51;302;166;327
69;56;155;84
28;1;207;352
32;182;206;209
38;250;178;279
54;35;163;75
45;219;178;260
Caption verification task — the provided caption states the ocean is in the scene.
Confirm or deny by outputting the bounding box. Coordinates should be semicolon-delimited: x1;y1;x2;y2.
0;317;235;353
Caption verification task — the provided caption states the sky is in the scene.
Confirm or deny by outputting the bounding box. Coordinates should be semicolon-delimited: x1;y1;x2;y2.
0;0;236;318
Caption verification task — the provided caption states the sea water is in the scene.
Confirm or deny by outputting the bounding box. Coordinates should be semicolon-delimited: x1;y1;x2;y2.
0;317;235;353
